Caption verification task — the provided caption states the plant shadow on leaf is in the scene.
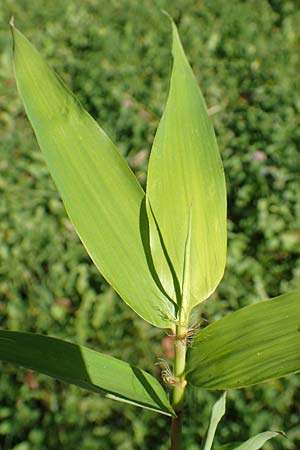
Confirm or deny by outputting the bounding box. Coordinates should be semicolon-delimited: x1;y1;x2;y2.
131;366;175;415
139;196;178;320
0;331;175;416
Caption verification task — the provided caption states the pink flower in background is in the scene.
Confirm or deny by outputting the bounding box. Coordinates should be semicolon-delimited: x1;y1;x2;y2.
253;151;267;161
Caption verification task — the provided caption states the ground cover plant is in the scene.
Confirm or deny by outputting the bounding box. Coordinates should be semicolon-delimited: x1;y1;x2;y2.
3;7;299;448
1;1;300;449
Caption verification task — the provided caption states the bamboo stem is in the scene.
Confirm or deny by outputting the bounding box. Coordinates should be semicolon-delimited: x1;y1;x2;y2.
170;323;187;450
171;411;183;450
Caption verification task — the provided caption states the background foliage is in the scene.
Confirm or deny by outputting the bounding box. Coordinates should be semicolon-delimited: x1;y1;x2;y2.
0;0;300;449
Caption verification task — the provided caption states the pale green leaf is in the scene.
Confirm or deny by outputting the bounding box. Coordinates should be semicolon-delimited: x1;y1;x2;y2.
0;330;175;416
186;291;300;389
146;19;226;318
228;431;282;450
202;392;226;450
216;444;243;450
11;24;175;328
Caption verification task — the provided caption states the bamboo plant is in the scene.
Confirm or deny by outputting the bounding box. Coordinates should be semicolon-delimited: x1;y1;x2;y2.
3;15;300;449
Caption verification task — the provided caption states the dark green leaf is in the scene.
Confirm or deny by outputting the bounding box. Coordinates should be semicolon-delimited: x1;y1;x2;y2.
0;330;175;416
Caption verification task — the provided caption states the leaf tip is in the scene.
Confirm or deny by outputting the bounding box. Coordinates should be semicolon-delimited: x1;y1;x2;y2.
161;10;177;31
161;11;186;66
275;430;288;439
161;10;178;37
161;9;172;20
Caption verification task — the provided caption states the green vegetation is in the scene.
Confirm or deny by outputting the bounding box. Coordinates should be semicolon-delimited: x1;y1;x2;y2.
1;1;300;449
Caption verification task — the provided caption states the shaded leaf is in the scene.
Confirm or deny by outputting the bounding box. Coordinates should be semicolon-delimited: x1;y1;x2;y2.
0;330;175;416
186;291;300;389
11;24;174;328
146;18;226;319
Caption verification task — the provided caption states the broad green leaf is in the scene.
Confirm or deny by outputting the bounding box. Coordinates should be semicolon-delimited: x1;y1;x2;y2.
0;330;175;416
11;24;174;329
202;392;226;450
146;19;226;318
186;291;300;389
220;431;282;450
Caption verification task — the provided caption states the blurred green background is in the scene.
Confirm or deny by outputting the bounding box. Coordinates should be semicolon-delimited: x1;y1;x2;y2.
1;0;300;449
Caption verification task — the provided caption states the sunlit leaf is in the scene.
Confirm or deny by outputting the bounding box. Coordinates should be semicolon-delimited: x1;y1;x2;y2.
11;23;174;328
216;431;283;450
186;291;300;389
146;18;226;319
202;392;226;450
0;330;175;416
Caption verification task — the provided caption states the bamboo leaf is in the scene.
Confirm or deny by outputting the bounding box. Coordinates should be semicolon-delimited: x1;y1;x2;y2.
202;392;226;450
11;24;175;329
0;330;175;416
216;444;243;450
186;291;300;389
146;19;227;317
217;431;283;450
